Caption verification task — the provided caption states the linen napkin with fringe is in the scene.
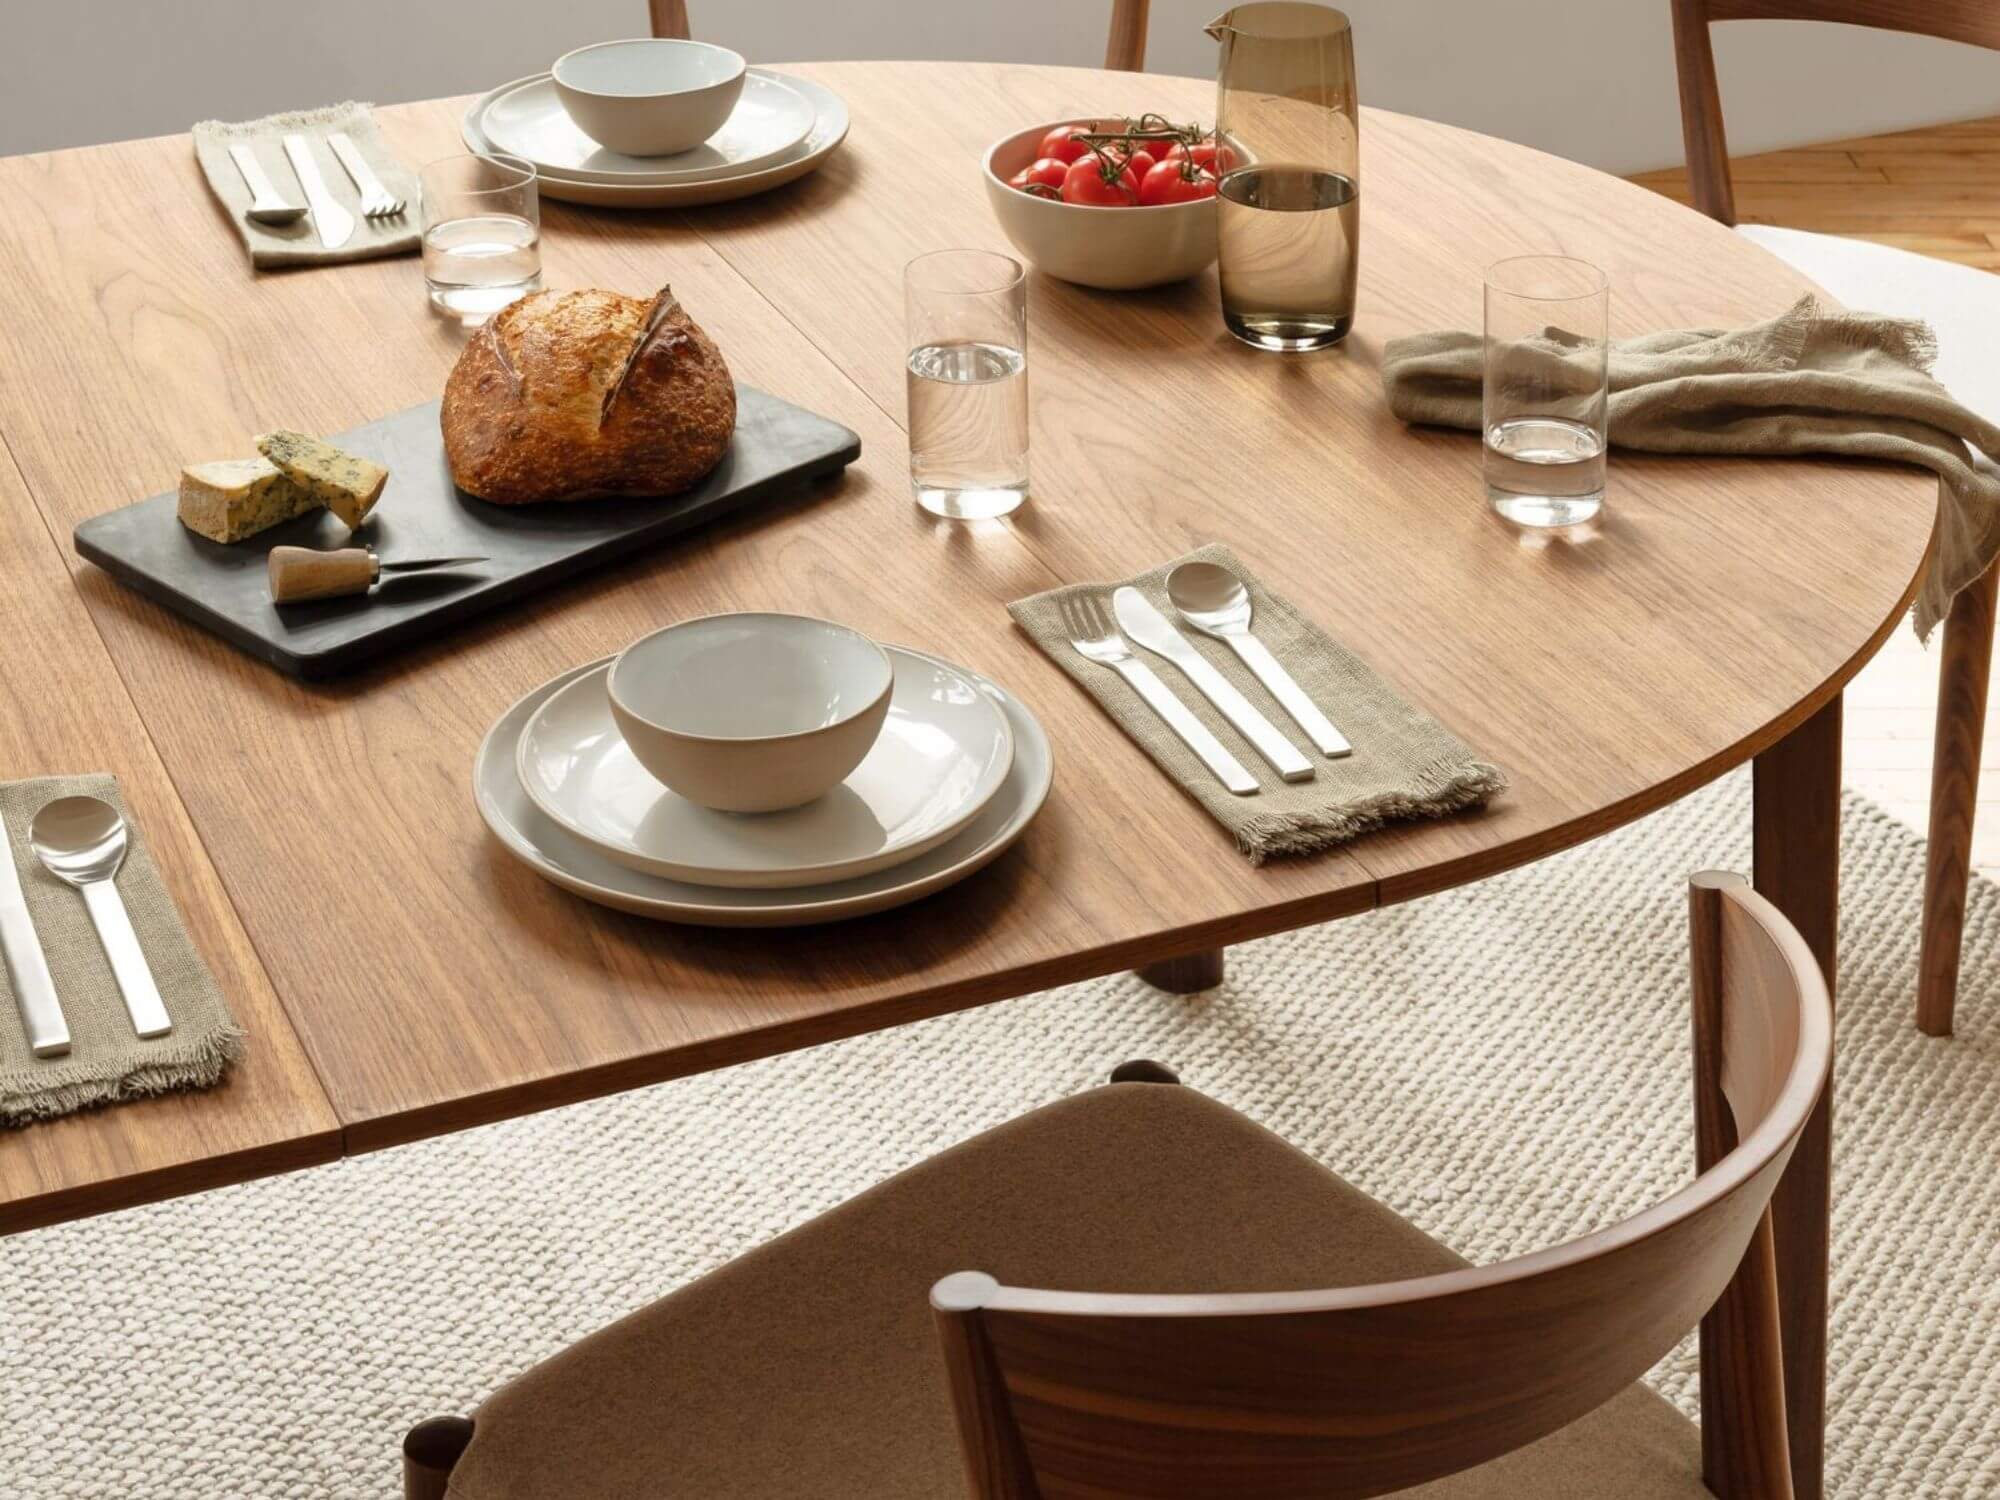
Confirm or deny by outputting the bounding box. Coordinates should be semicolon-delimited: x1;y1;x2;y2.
1380;295;2000;640
0;774;244;1126
1009;545;1506;862
193;102;420;269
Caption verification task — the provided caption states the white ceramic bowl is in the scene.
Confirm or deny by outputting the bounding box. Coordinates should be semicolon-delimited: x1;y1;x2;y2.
552;39;747;157
607;614;894;813
982;119;1219;291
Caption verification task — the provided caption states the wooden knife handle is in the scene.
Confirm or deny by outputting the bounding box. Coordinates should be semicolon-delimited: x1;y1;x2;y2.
269;545;377;603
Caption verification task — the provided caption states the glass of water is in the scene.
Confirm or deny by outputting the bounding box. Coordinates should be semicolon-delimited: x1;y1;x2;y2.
904;250;1028;520
1483;256;1609;528
420;152;541;326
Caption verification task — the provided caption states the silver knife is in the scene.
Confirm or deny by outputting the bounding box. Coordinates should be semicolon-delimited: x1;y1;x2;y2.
0;818;69;1057
1113;588;1315;783
281;134;355;250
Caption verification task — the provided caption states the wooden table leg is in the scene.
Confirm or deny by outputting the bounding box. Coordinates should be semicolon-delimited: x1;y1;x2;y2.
1918;557;1998;1037
1752;694;1840;1500
1135;949;1225;993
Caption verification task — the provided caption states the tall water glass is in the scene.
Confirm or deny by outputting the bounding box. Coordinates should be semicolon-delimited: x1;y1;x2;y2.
1483;256;1609;528
904;250;1029;520
420;152;541;325
1208;2;1359;351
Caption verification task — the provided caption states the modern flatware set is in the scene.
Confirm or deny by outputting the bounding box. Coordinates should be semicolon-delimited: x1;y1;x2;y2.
1060;561;1351;795
228;131;406;248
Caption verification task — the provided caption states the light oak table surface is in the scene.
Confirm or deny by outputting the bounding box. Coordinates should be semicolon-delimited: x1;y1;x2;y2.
0;67;1934;1492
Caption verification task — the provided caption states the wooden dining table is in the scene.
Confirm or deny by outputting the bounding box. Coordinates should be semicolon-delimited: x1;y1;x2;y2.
0;61;1934;1498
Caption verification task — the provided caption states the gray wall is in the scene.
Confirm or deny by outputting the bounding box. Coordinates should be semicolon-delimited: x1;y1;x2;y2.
5;2;1997;172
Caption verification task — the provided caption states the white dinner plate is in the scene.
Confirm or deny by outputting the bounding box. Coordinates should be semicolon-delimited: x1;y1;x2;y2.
462;70;850;209
475;653;1051;925
479;70;815;186
516;649;1014;888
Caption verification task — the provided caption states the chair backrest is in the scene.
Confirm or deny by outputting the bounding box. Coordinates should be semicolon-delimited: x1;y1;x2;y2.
647;1;1154;70
931;871;1830;1499
1669;0;2000;224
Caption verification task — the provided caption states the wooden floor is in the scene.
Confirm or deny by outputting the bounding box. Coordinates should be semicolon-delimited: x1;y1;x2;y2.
1635;118;2000;881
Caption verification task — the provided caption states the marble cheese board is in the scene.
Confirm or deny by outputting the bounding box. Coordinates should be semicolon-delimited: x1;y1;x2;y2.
74;387;861;679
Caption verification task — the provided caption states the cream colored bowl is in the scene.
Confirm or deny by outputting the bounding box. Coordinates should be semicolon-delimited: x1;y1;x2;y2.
982;118;1219;291
552;38;747;157
607;613;893;813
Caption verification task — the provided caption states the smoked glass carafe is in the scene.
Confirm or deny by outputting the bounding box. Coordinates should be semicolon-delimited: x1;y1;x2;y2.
1207;3;1359;351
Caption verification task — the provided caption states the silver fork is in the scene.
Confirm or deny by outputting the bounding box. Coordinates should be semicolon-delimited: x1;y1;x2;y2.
1059;591;1259;795
327;131;406;219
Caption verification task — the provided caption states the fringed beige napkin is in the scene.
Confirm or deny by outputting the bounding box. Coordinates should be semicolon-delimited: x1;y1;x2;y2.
0;775;244;1126
1010;545;1506;862
1381;295;2000;640
193;102;419;269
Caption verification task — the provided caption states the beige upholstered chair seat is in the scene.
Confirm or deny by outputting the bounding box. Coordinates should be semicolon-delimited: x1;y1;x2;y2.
446;1083;1707;1498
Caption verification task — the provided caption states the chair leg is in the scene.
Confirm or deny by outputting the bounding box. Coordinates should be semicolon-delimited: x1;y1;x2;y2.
1135;948;1224;993
403;1416;474;1500
1918;558;1998;1037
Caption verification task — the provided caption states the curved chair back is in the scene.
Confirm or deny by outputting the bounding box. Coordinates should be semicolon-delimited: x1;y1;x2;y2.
1669;0;2000;224
648;2;1154;70
932;871;1830;1499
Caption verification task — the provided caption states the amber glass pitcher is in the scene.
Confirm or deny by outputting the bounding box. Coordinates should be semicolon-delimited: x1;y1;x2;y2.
1206;3;1359;351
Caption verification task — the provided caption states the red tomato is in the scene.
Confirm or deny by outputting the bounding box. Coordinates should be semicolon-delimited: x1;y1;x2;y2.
1139;158;1219;206
1061;154;1140;206
1037;124;1095;164
1010;156;1069;197
1125;149;1157;179
1163;140;1236;174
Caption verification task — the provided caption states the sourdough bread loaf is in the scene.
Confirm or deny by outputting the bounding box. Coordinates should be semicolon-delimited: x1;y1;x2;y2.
441;286;735;503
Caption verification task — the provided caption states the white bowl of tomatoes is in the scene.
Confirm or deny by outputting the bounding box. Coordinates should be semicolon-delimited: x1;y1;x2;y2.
983;116;1228;291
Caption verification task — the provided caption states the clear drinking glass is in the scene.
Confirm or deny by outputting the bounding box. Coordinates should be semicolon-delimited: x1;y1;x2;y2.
1208;2;1360;352
419;152;542;325
1483;256;1609;528
904;250;1029;520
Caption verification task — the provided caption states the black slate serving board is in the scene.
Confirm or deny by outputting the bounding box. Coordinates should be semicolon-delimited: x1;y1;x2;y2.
74;385;861;679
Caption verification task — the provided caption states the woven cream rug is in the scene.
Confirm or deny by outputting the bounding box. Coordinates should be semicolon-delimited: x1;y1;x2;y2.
2;770;1996;1499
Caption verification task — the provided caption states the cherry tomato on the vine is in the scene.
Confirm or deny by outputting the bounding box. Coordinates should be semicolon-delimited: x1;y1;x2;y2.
1139;158;1219;206
1009;155;1071;196
1163;140;1236;175
1037;124;1095;164
1060;153;1140;206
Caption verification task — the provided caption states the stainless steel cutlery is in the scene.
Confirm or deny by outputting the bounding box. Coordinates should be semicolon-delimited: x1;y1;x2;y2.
0;812;69;1057
282;133;356;249
227;143;307;227
1113;587;1314;782
1059;591;1259;795
328;131;407;219
30;797;173;1040
1167;561;1352;758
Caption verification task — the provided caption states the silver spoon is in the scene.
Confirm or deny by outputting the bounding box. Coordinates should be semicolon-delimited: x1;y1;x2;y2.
226;143;308;227
29;797;173;1038
1166;561;1353;758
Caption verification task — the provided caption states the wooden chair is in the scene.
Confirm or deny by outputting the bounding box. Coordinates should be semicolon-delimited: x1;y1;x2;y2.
647;0;1155;70
404;871;1828;1500
1669;0;2000;1038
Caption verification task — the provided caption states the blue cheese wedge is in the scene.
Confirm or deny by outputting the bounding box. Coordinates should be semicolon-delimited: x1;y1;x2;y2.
254;429;389;530
177;457;321;543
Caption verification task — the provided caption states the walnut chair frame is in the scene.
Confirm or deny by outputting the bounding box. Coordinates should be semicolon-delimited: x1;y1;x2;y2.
1669;0;2000;1037
403;872;1828;1500
929;873;1828;1498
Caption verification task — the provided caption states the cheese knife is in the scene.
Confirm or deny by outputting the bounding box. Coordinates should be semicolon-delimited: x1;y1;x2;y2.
269;546;486;604
281;134;355;250
1112;587;1315;782
0;813;69;1057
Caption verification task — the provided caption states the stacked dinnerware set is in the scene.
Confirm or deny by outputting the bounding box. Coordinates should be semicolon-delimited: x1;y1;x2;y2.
477;615;1052;925
463;38;850;209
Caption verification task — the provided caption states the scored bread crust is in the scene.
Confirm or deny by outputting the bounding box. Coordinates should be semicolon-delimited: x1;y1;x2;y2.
441;286;736;503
